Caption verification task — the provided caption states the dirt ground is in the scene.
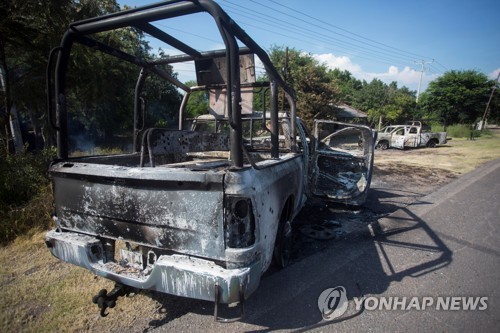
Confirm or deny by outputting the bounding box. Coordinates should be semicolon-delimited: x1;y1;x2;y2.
1;131;499;333
292;129;500;264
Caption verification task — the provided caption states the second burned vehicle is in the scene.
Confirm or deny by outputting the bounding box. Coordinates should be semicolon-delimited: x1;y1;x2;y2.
375;122;448;150
45;0;375;321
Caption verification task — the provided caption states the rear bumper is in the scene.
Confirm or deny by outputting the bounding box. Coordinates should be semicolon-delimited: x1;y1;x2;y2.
45;230;261;303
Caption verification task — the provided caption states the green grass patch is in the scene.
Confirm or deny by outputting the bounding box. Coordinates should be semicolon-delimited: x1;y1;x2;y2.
430;123;492;139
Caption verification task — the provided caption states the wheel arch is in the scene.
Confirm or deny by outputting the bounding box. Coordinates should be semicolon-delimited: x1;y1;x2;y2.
427;138;438;147
280;194;295;223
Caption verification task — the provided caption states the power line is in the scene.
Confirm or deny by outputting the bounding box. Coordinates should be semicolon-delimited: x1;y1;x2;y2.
434;60;449;72
220;0;444;74
136;0;446;88
146;0;443;76
221;0;421;68
223;7;415;68
152;22;222;46
224;6;416;65
253;0;434;61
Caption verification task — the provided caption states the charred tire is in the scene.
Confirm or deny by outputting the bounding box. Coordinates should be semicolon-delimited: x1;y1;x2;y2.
377;141;389;150
273;219;293;269
427;140;438;148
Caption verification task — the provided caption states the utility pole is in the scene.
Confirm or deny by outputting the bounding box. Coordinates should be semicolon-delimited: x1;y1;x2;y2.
479;71;500;130
415;59;434;103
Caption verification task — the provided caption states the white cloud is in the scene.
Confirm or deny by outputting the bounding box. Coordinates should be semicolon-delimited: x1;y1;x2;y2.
489;68;500;80
313;53;439;91
313;53;362;75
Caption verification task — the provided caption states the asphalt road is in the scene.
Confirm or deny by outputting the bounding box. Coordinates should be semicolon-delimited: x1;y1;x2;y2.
150;158;500;332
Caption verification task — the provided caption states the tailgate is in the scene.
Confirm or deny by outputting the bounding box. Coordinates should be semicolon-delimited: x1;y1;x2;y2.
50;162;226;260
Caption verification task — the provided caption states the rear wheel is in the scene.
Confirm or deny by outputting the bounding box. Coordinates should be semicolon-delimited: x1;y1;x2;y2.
427;140;437;148
273;219;293;269
377;141;389;150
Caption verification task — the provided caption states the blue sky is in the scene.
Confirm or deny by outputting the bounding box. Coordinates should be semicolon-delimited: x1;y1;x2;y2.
118;0;500;92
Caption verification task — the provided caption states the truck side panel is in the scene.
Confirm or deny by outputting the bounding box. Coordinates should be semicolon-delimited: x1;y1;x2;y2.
224;154;305;272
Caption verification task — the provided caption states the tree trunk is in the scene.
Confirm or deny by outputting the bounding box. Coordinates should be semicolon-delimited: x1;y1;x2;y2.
0;37;16;154
9;105;24;153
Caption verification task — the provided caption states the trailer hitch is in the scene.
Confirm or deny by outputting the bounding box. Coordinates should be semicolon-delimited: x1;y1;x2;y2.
214;281;246;323
92;283;135;317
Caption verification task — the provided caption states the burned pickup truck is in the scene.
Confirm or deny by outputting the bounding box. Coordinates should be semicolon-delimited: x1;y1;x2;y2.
375;122;448;149
45;0;375;320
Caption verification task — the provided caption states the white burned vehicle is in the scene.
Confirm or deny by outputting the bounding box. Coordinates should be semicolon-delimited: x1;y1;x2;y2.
45;0;375;321
375;122;448;150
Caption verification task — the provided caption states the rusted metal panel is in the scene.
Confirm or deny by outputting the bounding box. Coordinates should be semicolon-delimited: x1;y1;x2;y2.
196;54;255;116
149;130;229;155
209;87;254;116
195;54;256;86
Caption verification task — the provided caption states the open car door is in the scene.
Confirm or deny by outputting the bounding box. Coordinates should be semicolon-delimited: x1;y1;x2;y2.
310;120;375;206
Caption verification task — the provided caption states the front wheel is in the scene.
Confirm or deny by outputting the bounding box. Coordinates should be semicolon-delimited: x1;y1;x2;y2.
273;219;293;269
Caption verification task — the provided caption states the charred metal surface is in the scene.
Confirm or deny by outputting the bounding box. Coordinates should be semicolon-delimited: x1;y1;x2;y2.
375;124;448;149
311;121;374;206
314;155;368;199
46;230;262;303
92;283;135;317
149;130;229;155
224;154;305;271
51;169;226;259
45;0;377;314
224;197;255;248
140;129;230;167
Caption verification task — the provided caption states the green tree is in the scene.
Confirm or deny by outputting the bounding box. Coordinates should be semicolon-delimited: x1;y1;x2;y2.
485;82;500;124
352;79;388;114
0;0;182;153
184;80;208;119
420;70;492;127
349;79;416;127
1;0;66;151
0;0;126;152
269;46;340;128
329;69;362;105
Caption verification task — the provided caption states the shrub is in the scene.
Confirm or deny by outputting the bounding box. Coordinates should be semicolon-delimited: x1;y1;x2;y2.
430;123;488;138
0;147;56;244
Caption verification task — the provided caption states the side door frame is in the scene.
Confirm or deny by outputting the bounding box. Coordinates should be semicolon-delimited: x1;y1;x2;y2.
390;126;407;149
309;120;375;206
404;126;421;148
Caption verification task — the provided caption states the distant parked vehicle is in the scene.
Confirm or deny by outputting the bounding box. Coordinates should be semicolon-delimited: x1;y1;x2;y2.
376;124;448;149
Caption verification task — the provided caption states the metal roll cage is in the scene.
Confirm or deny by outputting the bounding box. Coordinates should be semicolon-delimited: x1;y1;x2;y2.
48;0;297;167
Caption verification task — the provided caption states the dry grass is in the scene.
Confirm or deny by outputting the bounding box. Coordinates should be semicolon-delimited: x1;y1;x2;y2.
1;130;499;332
375;130;500;175
0;232;166;332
